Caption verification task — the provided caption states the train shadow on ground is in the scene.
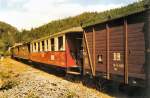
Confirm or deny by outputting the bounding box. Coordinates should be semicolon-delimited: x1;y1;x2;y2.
15;58;146;98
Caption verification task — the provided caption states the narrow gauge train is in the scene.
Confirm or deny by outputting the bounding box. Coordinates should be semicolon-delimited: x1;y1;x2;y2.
11;27;83;73
11;3;150;88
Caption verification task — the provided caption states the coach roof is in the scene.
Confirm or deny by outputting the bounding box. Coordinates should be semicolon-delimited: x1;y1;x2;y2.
31;26;83;43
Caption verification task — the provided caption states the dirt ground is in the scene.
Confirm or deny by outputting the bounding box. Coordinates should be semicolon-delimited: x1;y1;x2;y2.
0;58;114;98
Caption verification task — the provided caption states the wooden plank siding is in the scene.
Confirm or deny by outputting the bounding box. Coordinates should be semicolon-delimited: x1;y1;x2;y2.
83;11;146;84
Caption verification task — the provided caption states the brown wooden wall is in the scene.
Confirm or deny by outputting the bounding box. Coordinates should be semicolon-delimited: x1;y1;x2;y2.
83;11;146;83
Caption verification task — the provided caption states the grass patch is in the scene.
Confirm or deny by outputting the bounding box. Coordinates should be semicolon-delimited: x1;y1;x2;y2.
0;79;18;90
0;70;19;90
0;71;11;79
66;91;79;98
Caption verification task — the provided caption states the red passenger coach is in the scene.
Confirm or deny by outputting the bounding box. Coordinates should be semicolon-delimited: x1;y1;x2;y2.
11;43;30;60
29;27;83;70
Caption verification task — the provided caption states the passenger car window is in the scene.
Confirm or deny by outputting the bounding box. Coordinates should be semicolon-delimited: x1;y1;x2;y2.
42;41;44;51
34;43;36;52
38;42;40;52
51;38;54;51
58;36;63;51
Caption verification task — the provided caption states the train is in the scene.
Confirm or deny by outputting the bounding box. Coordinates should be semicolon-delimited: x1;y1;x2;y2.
11;27;83;73
11;2;150;89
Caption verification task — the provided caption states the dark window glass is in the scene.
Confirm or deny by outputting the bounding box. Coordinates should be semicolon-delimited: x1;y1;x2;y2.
51;38;54;51
42;41;45;51
34;43;36;52
58;36;63;51
38;42;40;52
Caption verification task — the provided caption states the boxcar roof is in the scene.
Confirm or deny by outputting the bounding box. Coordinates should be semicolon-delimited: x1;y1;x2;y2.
31;26;83;43
82;1;147;28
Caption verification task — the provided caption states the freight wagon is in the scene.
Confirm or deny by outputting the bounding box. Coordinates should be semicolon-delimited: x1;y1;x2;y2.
82;6;150;87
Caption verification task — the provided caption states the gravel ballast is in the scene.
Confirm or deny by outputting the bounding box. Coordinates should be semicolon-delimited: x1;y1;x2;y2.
0;58;113;98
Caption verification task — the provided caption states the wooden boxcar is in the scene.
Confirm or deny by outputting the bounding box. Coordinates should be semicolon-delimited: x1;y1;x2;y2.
82;7;150;87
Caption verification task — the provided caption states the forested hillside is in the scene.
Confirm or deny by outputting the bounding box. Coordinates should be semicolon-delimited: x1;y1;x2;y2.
17;1;145;43
0;21;18;54
17;12;98;42
83;0;146;27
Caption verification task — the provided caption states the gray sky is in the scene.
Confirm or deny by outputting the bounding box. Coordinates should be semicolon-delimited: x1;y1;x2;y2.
0;0;137;30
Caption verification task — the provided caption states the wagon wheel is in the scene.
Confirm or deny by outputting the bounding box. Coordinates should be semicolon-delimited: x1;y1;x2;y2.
95;77;108;91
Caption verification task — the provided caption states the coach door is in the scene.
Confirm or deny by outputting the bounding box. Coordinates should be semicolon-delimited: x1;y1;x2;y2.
76;35;83;66
67;33;83;67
